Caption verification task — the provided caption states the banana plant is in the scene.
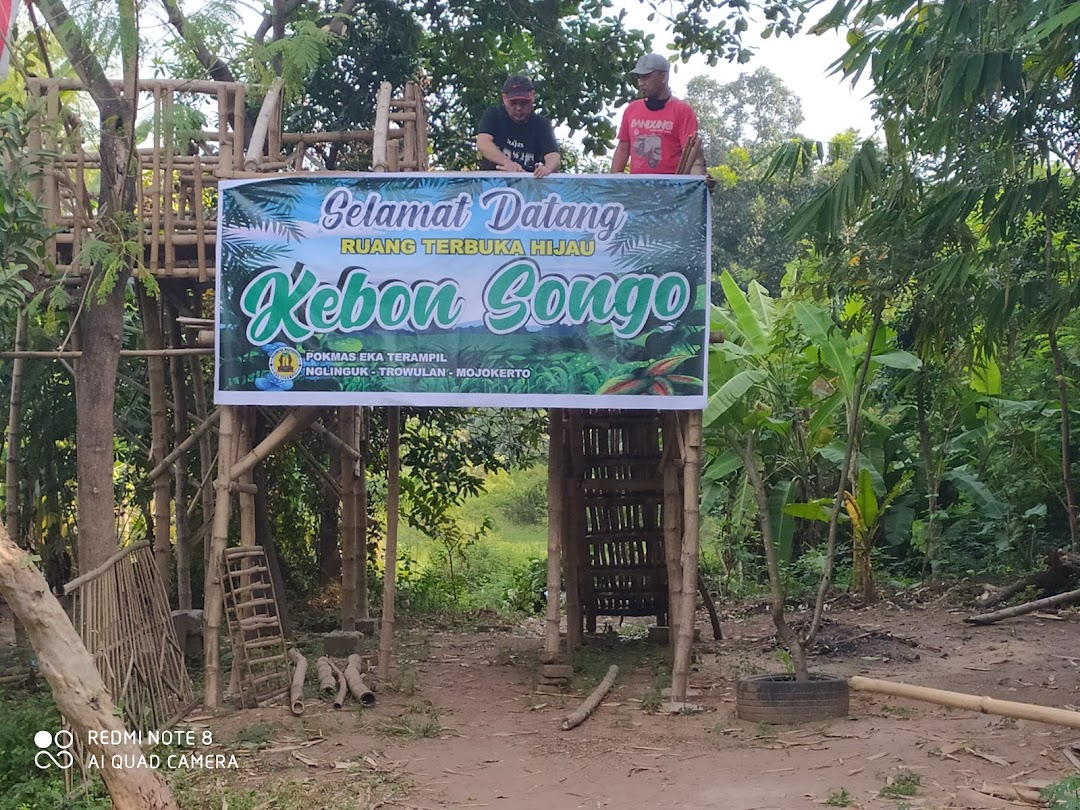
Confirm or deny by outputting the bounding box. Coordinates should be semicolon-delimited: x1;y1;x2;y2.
703;270;919;679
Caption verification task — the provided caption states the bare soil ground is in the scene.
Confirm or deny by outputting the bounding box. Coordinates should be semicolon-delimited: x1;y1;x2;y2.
6;591;1080;808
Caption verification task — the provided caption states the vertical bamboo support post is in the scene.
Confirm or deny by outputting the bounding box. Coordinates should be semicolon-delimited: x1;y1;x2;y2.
237;411;256;547
372;82;392;172
167;306;194;609
340;406;359;630
357;407;369;620
563;410;583;652
138;286;173;594
6;312;27;653
544;409;566;662
193;154;207;283
662;411;684;658
163;90;176;271
188;354;215;567
149;86;162;275
204;405;237;707
6;312;26;544
377;407;401;682
671;411;703;702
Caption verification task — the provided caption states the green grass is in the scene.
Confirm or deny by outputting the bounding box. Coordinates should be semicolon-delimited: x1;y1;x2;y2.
826;787;852;807
879;770;920;798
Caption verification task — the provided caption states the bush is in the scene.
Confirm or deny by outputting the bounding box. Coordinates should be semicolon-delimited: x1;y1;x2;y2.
0;688;109;810
485;467;548;526
501;557;547;615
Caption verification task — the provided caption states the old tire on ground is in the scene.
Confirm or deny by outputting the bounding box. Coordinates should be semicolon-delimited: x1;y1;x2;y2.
736;673;849;724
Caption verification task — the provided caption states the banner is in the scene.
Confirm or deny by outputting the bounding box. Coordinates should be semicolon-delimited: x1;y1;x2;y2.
215;174;710;409
0;0;15;80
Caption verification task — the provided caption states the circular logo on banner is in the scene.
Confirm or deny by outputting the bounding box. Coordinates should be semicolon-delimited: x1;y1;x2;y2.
268;346;303;382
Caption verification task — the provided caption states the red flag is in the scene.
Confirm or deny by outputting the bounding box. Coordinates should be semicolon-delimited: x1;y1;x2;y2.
0;0;14;79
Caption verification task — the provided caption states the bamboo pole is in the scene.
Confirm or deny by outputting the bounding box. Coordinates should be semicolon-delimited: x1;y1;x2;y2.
965;586;1080;625
5;312;27;657
377;407;401;682
138;287;173;591
203;405;237;708
562;665;618;731
544;409;566;663
371;82;393;172
230;407;319;481
332;662;348;709
340;407;359;630
0;349;213;359
187;355;215;569
288;648;307;716
564;410;582;652
850;675;1080;729
315;656;335;693
167;306;194;609
345;653;375;705
243;78;283;172
357;407;369;621
148;410;220;481
6;312;27;545
64;542;153;594
671;411;702;702
662;411;684;658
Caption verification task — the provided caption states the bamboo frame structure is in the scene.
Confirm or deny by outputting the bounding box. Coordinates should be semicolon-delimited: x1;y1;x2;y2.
21;68;711;724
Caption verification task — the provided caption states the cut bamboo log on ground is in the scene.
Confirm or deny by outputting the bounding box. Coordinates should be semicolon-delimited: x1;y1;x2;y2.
332;663;348;709
345;654;375;706
849;675;1080;729
288;648;307;715
966;585;1080;625
315;656;335;693
562;665;618;731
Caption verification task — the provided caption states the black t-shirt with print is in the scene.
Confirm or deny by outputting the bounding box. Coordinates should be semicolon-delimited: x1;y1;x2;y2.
477;106;558;172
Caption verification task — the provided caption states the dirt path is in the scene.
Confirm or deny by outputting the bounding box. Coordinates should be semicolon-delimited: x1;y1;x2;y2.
187;594;1080;809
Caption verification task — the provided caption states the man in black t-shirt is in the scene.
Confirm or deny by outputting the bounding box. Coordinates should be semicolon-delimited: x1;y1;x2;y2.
476;75;560;178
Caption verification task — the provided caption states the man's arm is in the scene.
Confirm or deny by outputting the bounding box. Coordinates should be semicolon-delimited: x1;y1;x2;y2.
534;150;560;178
610;141;630;173
476;133;524;171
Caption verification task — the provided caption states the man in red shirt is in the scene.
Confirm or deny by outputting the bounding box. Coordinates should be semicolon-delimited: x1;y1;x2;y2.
610;53;699;175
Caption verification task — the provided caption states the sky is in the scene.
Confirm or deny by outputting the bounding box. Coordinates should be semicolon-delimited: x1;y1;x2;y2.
622;4;879;143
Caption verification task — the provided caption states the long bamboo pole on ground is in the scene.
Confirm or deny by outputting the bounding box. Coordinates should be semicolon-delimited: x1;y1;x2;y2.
377;407;401;682
203;405;237;708
671;411;702;702
544;409;566;663
340;406;359;630
562;665;619;731
850;675;1080;729
965;586;1080;625
0;522;178;808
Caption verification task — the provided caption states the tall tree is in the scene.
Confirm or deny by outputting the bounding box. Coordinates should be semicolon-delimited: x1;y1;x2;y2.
686;67;805;165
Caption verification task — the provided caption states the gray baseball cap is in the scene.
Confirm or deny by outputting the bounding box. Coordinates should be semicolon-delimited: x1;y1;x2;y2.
630;53;670;75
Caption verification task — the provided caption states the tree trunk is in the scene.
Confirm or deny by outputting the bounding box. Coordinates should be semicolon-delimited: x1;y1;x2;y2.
1048;329;1079;552
916;377;940;578
741;435;808;680
0;521;177;808
805;307;883;650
